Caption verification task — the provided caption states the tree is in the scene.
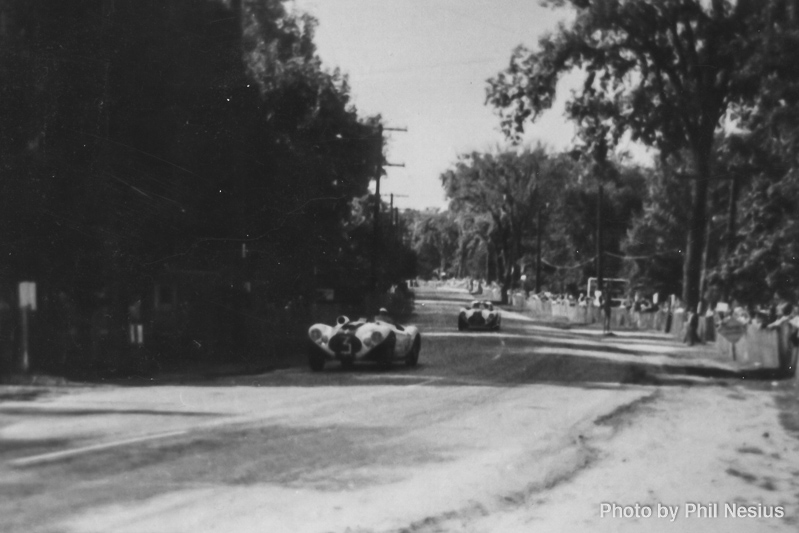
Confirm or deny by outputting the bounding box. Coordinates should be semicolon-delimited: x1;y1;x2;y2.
487;0;758;339
441;146;572;302
0;0;380;305
714;0;799;304
622;161;692;296
409;209;459;279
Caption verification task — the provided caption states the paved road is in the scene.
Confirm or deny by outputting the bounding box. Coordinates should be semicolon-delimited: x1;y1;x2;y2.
0;287;743;532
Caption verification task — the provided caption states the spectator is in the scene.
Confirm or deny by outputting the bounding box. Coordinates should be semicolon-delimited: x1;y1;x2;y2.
602;283;613;334
622;294;633;312
128;295;144;346
633;292;644;312
578;293;587;307
767;303;794;329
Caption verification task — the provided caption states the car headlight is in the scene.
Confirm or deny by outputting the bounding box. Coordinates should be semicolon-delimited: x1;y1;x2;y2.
310;328;323;342
371;331;383;344
321;335;329;344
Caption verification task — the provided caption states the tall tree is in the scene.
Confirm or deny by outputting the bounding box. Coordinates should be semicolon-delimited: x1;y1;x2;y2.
409;209;459;279
0;0;380;305
441;146;571;302
716;0;799;304
486;0;757;338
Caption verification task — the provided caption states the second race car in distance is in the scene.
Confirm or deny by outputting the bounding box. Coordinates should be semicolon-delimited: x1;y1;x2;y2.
458;300;501;331
307;315;421;371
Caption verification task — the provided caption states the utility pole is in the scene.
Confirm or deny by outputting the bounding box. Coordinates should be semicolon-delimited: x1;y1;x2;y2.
371;124;383;292
596;181;604;297
389;193;409;237
371;125;407;291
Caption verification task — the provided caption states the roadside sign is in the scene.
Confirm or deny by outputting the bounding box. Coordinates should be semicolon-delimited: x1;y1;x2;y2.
18;281;36;311
717;319;746;344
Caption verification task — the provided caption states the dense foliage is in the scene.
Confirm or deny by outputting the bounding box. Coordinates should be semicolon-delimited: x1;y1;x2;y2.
427;146;646;301
0;0;391;306
485;0;763;317
0;0;418;372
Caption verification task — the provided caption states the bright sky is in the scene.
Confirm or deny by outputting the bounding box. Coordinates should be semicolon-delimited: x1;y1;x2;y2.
289;0;581;210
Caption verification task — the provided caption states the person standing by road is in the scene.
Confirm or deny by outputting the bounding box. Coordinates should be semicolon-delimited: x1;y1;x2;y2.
603;281;613;335
128;295;143;346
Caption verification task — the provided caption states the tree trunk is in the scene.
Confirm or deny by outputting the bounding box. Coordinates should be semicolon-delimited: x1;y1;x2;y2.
535;207;542;292
485;242;491;282
457;238;466;278
722;174;740;300
726;174;740;258
682;156;710;344
699;214;712;311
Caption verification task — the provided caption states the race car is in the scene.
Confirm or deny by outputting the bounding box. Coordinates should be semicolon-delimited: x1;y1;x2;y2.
307;315;421;371
458;300;501;331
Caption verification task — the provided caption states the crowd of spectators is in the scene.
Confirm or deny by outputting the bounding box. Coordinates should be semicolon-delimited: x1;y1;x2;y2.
458;276;799;334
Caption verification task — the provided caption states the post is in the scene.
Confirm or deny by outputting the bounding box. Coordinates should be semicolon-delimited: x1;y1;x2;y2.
20;307;29;373
389;193;394;236
535;205;543;293
596;182;604;297
371;124;383;291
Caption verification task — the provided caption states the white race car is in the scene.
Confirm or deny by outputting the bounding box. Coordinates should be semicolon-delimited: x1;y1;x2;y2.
307;316;421;371
458;300;501;331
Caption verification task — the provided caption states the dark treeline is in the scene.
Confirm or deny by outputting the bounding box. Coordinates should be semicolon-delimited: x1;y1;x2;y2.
408;146;649;300
410;135;799;314
483;0;799;342
0;0;412;374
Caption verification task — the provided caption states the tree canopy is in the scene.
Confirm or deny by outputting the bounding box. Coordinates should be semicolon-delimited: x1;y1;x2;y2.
486;0;763;316
0;0;388;306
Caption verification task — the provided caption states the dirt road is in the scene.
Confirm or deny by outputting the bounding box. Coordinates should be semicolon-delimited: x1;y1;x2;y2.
1;287;797;532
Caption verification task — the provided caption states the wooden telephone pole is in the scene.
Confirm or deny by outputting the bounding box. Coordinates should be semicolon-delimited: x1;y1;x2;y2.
389;193;409;236
371;125;407;291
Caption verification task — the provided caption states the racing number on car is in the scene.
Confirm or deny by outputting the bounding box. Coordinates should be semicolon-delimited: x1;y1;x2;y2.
340;337;351;355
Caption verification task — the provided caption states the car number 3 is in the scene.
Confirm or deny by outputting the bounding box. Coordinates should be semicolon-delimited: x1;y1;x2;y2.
340;338;352;354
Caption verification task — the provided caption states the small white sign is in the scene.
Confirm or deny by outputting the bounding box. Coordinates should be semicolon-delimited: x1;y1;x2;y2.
18;282;36;311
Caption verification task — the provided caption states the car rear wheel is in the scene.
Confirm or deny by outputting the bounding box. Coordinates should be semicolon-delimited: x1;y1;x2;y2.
406;335;421;367
458;317;467;331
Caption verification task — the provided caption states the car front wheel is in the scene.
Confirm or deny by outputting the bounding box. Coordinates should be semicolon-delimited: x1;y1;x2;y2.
406;335;421;367
377;333;396;369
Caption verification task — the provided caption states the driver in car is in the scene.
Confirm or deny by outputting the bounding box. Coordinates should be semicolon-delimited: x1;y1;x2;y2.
375;307;397;325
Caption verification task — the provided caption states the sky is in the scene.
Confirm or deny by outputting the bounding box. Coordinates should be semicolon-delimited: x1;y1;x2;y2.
289;0;582;211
